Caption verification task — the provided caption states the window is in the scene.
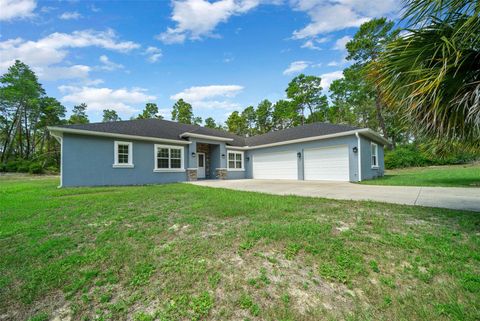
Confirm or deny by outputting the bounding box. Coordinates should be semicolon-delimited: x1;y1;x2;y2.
227;151;244;171
371;142;378;168
113;141;133;167
154;144;184;171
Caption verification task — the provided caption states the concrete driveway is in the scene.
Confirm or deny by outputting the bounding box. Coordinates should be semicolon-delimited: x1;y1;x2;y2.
189;179;480;212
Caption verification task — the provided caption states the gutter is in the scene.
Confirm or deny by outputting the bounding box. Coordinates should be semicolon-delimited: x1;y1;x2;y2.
47;126;389;151
47;126;192;145
180;132;234;142
355;132;362;182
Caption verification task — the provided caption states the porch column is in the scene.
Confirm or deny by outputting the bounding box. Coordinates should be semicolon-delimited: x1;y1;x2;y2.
186;140;197;181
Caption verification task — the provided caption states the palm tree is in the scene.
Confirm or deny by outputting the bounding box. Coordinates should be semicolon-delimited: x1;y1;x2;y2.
378;0;480;149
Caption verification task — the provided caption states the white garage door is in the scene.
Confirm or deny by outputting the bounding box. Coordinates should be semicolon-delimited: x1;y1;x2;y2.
253;151;298;179
304;145;350;181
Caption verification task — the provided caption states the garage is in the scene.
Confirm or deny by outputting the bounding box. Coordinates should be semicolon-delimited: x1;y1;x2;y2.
304;145;350;181
252;151;298;179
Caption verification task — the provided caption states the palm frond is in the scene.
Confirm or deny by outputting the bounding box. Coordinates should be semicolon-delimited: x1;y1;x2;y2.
377;13;480;148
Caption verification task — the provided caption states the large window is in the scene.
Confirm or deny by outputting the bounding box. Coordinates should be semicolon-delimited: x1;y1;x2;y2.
371;142;378;168
227;151;244;171
113;141;133;167
154;144;184;171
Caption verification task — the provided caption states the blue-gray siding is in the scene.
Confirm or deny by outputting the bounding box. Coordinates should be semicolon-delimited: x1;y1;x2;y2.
62;134;187;187
61;132;384;186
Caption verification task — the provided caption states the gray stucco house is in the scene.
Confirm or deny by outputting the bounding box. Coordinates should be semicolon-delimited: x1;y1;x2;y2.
48;119;388;187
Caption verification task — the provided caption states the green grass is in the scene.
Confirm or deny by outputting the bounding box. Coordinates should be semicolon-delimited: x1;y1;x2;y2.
361;163;480;187
1;176;479;320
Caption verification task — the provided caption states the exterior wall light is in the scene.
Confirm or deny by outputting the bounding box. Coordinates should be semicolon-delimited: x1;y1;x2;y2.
221;154;226;159
191;152;196;158
352;147;358;153
297;152;302;159
246;156;250;161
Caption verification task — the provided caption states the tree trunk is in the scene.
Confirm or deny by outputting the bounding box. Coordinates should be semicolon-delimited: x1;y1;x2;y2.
0;114;18;162
24;105;30;159
375;88;388;139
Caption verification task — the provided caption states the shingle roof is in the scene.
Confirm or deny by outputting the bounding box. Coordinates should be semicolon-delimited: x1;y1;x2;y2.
57;118;246;146
55;119;360;147
245;122;359;146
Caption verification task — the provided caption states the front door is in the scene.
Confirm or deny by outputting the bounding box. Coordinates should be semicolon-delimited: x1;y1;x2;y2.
197;153;206;179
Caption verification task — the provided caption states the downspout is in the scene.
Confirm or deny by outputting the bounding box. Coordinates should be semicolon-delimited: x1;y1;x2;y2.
50;131;63;188
355;132;362;182
59;136;63;188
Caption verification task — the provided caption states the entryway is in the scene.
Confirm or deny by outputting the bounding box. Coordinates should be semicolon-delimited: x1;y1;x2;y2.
197;152;206;179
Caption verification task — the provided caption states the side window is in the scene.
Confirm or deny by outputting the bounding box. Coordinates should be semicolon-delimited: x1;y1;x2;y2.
371;143;378;168
154;145;184;171
114;141;133;167
227;151;244;170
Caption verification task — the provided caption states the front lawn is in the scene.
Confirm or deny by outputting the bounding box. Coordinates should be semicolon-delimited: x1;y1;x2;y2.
362;163;480;187
1;176;479;321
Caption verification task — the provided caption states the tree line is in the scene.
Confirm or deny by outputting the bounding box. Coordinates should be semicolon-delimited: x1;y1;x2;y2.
1;0;478;172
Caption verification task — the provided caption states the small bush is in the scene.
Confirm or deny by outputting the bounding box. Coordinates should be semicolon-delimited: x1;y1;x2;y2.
0;163;6;172
16;160;32;173
5;160;20;172
385;145;478;169
45;165;60;174
28;163;44;174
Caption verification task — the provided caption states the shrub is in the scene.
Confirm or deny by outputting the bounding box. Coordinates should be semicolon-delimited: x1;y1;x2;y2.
5;160;21;172
0;163;6;172
385;144;479;169
28;163;44;174
16;160;31;173
45;166;60;174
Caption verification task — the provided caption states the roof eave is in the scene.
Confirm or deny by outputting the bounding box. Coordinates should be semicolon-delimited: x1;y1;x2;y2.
358;128;390;146
179;132;234;142
244;129;365;150
47;126;192;145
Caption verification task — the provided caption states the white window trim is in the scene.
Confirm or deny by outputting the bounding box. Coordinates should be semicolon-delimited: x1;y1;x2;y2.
113;141;134;168
153;144;185;172
227;150;245;171
371;142;379;169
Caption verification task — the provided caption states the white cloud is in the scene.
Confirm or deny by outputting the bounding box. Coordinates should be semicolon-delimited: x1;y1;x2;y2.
36;65;91;80
144;46;162;63
0;29;139;81
320;70;343;89
90;4;101;12
283;61;309;75
98;55;124;71
333;35;352;50
301;40;320;50
291;0;399;39
170;85;243;111
59;11;82;20
157;0;263;44
59;85;156;115
171;85;243;101
0;0;36;21
300;37;328;50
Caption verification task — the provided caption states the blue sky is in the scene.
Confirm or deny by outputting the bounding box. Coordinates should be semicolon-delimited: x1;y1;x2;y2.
0;0;400;123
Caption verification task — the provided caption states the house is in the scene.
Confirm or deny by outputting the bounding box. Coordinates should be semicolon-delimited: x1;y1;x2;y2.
48;119;388;187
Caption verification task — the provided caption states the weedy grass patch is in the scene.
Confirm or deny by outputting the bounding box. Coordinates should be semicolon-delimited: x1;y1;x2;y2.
0;176;479;320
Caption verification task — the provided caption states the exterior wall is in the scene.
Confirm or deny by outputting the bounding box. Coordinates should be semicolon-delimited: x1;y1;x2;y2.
61;132;385;187
359;135;385;180
62;134;187;187
227;168;246;179
243;135;360;181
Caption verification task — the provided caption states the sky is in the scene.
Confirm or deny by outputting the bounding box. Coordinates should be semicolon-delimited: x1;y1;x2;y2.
0;0;400;123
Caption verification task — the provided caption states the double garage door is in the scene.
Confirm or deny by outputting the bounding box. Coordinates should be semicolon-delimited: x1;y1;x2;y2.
252;145;349;181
